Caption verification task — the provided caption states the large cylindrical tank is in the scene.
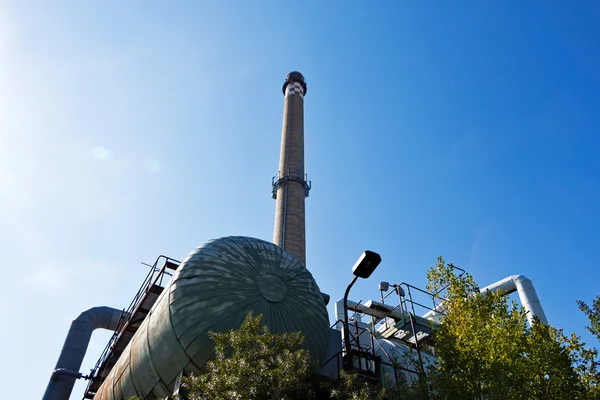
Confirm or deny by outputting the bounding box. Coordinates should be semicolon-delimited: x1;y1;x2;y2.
94;236;330;400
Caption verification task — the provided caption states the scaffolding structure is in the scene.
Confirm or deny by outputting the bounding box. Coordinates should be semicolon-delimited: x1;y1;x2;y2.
322;279;456;389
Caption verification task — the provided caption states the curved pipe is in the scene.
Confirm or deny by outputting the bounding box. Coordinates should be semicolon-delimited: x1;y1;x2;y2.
42;306;126;400
479;275;547;325
422;275;547;326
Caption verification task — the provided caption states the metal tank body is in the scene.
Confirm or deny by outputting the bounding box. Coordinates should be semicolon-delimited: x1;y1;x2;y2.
94;236;330;400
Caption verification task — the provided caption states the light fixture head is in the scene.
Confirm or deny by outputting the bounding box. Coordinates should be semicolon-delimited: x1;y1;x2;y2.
352;250;382;279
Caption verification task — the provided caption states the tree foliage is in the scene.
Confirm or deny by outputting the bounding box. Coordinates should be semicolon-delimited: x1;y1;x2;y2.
579;296;600;342
329;371;387;400
424;257;588;399
180;313;312;400
575;295;600;398
124;263;600;400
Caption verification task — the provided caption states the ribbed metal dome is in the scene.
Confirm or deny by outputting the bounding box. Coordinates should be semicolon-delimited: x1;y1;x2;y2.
171;236;330;367
94;236;330;400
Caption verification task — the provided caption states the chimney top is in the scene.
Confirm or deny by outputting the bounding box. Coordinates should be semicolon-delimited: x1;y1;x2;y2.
282;71;307;95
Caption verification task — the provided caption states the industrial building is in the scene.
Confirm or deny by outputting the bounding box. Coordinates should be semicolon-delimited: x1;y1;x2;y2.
43;72;548;400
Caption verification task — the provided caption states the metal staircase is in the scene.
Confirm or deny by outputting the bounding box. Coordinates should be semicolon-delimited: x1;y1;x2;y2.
83;256;180;399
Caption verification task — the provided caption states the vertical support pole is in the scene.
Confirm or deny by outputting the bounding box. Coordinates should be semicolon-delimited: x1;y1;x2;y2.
343;276;359;370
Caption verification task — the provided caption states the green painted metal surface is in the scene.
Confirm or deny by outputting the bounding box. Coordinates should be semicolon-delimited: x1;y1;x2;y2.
94;236;330;399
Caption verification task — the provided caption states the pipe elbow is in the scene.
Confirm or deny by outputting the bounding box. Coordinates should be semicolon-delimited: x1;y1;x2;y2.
510;275;548;325
43;306;127;400
510;274;528;285
75;306;126;331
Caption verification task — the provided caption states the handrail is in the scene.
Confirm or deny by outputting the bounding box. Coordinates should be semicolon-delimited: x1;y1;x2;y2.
378;281;447;322
321;319;425;383
83;255;180;397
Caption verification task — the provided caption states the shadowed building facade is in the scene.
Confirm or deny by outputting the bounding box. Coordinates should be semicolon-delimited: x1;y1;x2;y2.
272;72;311;266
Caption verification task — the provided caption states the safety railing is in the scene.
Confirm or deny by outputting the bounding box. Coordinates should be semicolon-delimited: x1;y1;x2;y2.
83;255;180;398
321;319;426;386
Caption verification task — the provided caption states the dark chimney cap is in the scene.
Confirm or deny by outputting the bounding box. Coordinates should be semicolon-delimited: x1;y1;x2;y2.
282;71;307;95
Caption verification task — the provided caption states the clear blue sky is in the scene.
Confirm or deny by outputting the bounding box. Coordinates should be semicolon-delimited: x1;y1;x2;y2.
1;1;599;398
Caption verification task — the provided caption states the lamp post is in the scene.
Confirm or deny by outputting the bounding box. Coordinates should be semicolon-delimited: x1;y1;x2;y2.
343;250;382;370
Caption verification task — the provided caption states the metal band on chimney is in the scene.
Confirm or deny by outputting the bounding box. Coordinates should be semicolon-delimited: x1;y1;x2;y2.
285;82;305;98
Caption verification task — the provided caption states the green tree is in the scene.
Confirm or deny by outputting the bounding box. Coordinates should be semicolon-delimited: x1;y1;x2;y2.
579;296;600;342
575;295;600;398
180;313;313;400
127;266;600;400
330;371;387;400
424;257;586;399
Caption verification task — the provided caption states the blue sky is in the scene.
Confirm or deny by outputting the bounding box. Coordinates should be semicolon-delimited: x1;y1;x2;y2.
1;1;599;398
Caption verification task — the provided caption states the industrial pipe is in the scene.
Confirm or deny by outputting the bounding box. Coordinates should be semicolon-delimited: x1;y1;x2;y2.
335;299;407;325
422;274;547;325
335;299;382;324
478;274;547;325
42;306;126;400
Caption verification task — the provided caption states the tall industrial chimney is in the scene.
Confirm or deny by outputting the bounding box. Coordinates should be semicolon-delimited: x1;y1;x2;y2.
272;71;311;265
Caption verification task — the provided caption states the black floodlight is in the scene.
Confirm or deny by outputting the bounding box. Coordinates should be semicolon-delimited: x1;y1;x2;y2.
351;250;382;279
379;281;390;292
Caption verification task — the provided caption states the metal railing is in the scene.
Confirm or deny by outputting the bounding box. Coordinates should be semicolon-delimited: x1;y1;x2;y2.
83;255;180;397
321;319;425;386
327;278;449;382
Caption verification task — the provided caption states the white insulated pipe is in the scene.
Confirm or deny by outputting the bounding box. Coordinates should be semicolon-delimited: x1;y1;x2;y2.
334;299;406;328
335;299;381;326
479;274;547;325
337;275;547;329
422;275;547;326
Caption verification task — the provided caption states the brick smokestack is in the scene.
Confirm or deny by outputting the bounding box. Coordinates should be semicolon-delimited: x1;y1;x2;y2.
271;71;311;265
